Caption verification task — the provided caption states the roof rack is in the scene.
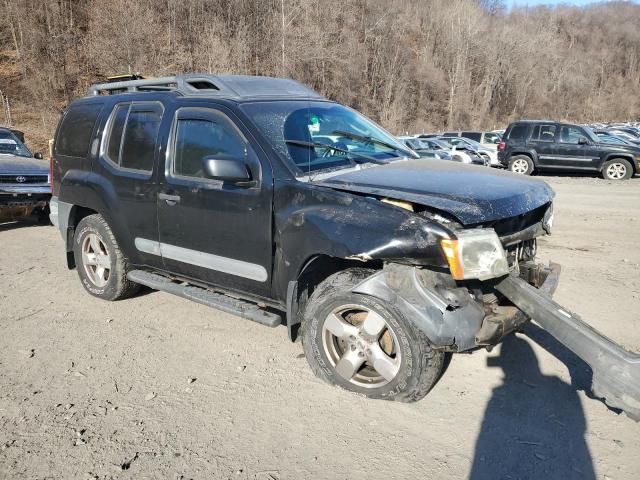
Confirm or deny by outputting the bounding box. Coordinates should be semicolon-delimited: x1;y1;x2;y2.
87;74;324;100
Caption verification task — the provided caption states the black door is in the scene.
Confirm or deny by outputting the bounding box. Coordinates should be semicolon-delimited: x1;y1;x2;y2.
554;125;597;170
529;123;558;168
96;101;166;268
155;105;274;297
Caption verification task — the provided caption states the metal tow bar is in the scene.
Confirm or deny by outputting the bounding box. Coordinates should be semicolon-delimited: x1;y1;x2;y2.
496;265;640;422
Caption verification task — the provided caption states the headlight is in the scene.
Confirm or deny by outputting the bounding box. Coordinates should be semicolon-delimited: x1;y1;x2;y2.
440;229;509;281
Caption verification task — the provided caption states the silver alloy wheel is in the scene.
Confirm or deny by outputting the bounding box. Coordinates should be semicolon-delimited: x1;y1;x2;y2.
322;304;401;388
606;162;627;180
511;158;529;174
81;233;111;288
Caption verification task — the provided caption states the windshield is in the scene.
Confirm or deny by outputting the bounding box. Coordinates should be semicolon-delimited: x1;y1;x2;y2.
241;101;413;174
0;130;32;157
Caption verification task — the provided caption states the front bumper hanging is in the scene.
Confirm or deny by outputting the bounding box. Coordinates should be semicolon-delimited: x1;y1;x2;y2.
497;268;640;422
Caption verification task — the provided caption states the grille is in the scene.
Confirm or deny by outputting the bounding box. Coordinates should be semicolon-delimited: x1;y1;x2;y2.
0;175;48;184
486;203;549;237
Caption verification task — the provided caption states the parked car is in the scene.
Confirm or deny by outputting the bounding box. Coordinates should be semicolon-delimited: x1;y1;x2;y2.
397;136;452;160
51;74;561;402
592;130;633;145
441;130;503;150
498;120;640;180
0;127;50;222
435;137;486;165
441;136;499;167
602;128;640;146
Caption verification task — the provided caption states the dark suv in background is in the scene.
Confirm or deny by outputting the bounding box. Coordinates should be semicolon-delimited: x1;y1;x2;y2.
498;120;640;180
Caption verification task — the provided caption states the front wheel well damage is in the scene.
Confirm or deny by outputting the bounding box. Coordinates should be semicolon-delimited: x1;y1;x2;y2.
286;255;382;342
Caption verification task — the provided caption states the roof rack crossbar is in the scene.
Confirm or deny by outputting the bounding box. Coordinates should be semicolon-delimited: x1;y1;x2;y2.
88;76;180;96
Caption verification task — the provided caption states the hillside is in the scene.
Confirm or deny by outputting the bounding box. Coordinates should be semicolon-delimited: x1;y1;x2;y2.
1;0;640;153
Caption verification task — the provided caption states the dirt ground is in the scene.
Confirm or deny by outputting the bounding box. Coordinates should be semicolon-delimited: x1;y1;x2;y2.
1;176;639;480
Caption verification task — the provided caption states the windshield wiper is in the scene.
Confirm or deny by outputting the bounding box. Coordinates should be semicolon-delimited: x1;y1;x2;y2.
284;139;387;165
330;130;412;156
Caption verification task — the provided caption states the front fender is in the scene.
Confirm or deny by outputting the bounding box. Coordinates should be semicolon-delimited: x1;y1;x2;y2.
272;181;453;300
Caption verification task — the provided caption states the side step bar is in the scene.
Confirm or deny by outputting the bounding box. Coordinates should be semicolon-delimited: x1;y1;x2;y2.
127;270;282;328
497;271;640;422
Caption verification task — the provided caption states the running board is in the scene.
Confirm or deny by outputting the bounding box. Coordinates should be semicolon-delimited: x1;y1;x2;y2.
497;272;640;422
127;270;282;328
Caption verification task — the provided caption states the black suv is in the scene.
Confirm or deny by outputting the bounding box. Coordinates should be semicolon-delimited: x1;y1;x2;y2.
498;120;640;180
50;74;558;402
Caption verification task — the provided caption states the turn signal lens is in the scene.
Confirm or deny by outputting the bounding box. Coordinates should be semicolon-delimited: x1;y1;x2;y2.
440;239;464;280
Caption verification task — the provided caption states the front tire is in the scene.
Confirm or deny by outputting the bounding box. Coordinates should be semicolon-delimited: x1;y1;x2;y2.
73;214;139;301
508;155;534;175
301;269;445;402
601;158;633;180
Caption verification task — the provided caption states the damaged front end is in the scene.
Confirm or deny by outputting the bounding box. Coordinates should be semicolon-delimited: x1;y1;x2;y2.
352;261;556;353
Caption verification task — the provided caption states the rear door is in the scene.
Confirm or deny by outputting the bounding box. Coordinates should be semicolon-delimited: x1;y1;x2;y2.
529;123;558;168
155;104;274;297
94;100;166;268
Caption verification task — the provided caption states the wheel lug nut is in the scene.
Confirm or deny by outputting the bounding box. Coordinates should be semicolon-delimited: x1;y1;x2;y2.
350;344;356;351
349;335;356;340
358;351;365;358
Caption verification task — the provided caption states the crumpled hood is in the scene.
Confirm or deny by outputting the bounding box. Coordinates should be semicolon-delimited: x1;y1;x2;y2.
316;159;554;225
0;154;49;175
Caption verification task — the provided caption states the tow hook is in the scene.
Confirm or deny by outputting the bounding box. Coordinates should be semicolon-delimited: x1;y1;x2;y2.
496;266;640;422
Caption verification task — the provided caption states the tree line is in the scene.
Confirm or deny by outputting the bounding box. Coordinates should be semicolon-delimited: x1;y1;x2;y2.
1;0;639;150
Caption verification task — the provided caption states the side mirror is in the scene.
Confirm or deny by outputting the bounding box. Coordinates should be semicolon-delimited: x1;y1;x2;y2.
34;153;43;160
202;156;253;184
578;138;590;146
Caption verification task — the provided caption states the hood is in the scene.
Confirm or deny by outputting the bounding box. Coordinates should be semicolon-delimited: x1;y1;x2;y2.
316;159;554;225
0;154;49;175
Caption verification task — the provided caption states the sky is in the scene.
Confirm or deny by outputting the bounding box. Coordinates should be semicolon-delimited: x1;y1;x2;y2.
506;0;636;7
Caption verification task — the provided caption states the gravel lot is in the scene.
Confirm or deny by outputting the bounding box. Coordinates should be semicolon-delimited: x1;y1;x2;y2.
1;176;639;480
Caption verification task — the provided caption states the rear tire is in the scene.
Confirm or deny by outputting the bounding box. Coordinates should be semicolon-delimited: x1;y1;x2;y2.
508;155;534;175
73;214;140;301
301;269;445;402
601;158;633;180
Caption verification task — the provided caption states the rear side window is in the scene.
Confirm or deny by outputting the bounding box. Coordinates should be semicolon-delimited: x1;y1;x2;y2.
506;124;529;141
531;124;556;142
106;104;130;163
119;103;163;171
55;103;102;157
462;132;481;142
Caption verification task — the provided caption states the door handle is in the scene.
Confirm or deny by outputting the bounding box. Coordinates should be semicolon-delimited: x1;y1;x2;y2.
158;192;181;205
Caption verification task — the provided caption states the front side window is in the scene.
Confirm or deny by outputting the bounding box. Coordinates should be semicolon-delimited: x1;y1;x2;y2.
559;126;588;144
55;103;102;158
172;110;247;179
240;101;412;174
119;103;163;171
